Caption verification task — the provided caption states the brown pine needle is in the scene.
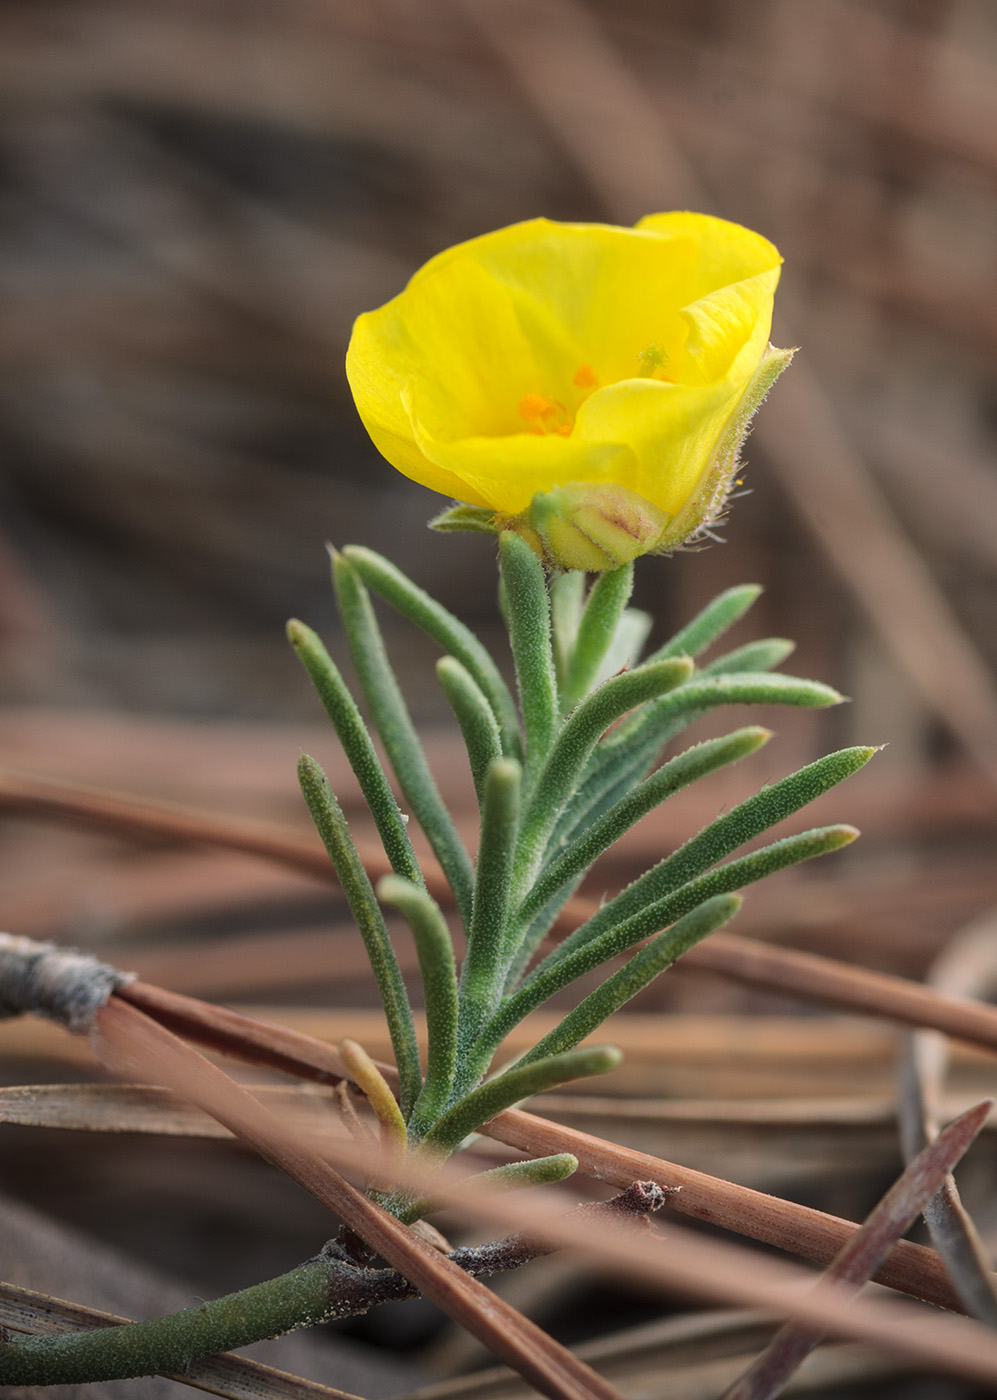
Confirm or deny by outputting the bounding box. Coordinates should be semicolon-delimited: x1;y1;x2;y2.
718;1099;993;1400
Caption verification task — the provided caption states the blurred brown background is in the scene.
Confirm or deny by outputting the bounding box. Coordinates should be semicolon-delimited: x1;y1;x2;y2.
1;0;996;977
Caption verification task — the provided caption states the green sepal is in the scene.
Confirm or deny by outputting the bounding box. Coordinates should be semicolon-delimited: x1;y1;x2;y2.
429;503;501;534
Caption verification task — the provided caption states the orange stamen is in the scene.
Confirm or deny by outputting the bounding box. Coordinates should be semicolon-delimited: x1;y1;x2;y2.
572;364;599;388
519;393;556;424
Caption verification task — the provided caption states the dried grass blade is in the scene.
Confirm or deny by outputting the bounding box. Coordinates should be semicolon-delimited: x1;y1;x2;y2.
0;1082;342;1138
717;1099;992;1400
0;1280;361;1400
94;998;626;1400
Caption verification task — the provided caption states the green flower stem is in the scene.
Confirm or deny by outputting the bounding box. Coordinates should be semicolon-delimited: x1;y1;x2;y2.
402;1153;579;1224
549;746;875;972
458;759;522;1074
515;895;742;1066
550;570;586;691
560;564;634;713
332;550;475;928
513;657;694;900
298;754;422;1117
342;544;522;760
418;1045;622;1158
0;1259;338;1387
499;532;558;787
507;727;771;980
437;656;503;806
477;825;858;1062
377;876;458;1137
287;619;424;887
702;637;795;676
647;583;762;663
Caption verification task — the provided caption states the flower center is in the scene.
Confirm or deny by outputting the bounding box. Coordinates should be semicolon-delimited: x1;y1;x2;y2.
518;393;573;437
517;348;672;439
517;364;600;438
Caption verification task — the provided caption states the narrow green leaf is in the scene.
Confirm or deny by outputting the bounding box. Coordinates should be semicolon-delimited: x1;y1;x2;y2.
437;656;503;806
377;876;458;1137
548;746;875;971
550;570;586;692
401;1152;578;1223
342;544;521;759
646;583;762;663
499;531;558;786
591;607;652;690
548;659;829;860
297;755;422;1117
602;671;844;759
287;619;423;887
507;727;771;978
515;895;742;1066
459;758;522;1064
332;550;475;929
478;825;858;1059
701;637;796;676
514;657;694;898
560;563;634;713
420;1045;622;1157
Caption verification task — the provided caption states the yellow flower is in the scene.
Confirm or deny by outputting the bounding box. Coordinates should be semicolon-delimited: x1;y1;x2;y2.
346;213;791;571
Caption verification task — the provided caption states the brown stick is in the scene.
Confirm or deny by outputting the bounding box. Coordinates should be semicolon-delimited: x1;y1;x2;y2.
96;998;625;1400
94;998;997;1391
115;981;972;1313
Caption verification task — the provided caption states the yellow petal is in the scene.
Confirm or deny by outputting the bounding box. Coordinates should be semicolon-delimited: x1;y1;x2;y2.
345;212;788;566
